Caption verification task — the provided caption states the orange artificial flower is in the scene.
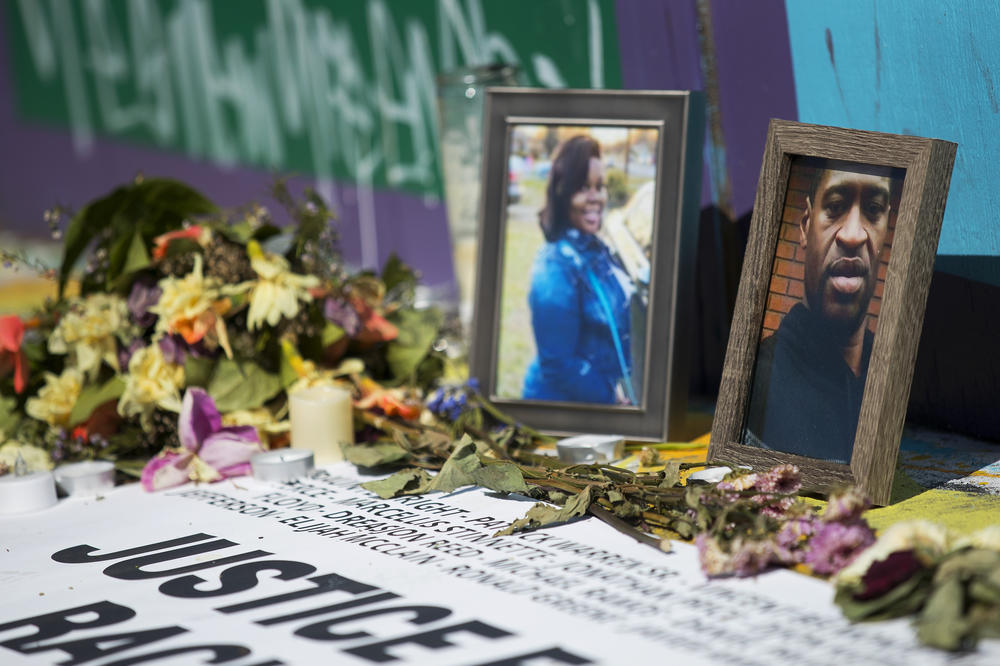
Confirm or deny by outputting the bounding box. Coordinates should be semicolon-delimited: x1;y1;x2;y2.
355;377;421;421
152;226;209;260
351;297;398;344
0;315;28;393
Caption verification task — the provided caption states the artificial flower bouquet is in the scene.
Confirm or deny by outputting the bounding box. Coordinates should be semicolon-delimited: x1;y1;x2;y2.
0;178;443;486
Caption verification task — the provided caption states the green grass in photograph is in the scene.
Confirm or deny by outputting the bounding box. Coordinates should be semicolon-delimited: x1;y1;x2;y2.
495;178;545;398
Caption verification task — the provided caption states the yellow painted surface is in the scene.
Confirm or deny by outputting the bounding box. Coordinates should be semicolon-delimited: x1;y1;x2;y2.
865;488;1000;535
637;431;999;535
0;278;60;314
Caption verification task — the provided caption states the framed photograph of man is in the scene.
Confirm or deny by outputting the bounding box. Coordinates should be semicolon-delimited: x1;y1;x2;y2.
469;89;705;441
710;120;957;505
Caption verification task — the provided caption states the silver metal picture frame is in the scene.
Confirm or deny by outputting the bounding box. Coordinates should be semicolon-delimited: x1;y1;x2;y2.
469;88;704;441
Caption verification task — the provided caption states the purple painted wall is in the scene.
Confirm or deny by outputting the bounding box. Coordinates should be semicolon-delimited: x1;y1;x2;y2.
616;0;797;220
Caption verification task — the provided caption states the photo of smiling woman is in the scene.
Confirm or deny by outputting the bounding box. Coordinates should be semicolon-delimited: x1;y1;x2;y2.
744;157;904;463
486;126;658;408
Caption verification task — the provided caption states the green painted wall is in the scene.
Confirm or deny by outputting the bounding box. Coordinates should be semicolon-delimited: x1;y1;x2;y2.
6;0;622;196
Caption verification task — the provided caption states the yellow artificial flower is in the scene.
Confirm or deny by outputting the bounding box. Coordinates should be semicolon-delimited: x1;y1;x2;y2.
281;338;361;394
118;343;185;424
48;293;129;380
26;368;83;428
222;407;289;448
0;442;54;472
246;241;319;331
150;255;234;357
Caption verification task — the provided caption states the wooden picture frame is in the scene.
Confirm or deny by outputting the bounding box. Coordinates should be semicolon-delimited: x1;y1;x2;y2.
469;88;704;441
709;119;957;505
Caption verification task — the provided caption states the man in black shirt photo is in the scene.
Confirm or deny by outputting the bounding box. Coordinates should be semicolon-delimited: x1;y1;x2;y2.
745;160;899;464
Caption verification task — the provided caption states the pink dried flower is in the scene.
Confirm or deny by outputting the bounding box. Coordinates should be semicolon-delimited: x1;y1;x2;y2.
773;515;819;564
729;538;775;577
696;534;775;578
759;495;797;519
696;533;731;576
805;521;876;575
756;464;801;494
823;486;871;523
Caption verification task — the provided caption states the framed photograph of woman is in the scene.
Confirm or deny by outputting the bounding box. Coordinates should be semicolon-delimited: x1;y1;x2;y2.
469;89;704;441
709;120;957;505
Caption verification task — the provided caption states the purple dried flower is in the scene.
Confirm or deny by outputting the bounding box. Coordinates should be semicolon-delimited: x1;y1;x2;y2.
127;280;162;328
805;521;876;575
159;334;213;365
323;298;361;336
757;464;801;494
854;549;925;601
729;538;775;577
823;486;872;523
118;339;145;370
158;335;185;365
696;534;775;578
758;495;797;519
696;533;732;576
773;515;819;564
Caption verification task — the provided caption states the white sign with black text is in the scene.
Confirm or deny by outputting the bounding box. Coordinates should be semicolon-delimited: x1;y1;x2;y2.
1;465;996;665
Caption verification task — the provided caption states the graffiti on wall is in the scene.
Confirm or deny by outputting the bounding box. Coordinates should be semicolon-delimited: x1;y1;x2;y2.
7;0;621;196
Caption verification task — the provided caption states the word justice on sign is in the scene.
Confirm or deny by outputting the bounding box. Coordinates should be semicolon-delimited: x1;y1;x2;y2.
0;532;594;666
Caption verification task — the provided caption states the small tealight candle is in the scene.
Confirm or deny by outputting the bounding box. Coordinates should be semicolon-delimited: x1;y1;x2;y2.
289;385;354;466
54;460;116;497
0;469;58;514
251;449;315;483
556;434;626;464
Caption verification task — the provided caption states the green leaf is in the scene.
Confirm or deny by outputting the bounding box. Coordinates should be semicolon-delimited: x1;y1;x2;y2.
278;352;299;390
115;458;147;478
428;436;480;492
341;442;410;468
59;178;216;297
160;237;202;260
472;461;531;495
59;185;131;297
361;468;435;498
218;219;256;244
69;376;125;426
833;570;933;622
0;394;21;437
384;308;442;384
122;226;152;277
381;253;418;301
660;460;682;488
104;215;135;289
183;355;216;388
207;359;281;412
321;322;345;347
494;487;593;536
916;578;970;651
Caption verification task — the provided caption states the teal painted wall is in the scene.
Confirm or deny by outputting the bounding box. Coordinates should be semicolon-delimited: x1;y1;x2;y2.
785;0;1000;284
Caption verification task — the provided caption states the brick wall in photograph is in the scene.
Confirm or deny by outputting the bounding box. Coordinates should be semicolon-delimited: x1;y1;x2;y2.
762;163;896;339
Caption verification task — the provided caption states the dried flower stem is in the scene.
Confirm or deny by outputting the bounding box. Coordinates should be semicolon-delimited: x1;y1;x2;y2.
588;503;663;550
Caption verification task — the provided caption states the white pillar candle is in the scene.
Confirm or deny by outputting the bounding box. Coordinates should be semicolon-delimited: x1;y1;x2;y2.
0;470;58;514
54;460;116;497
251;449;315;483
289;385;353;466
